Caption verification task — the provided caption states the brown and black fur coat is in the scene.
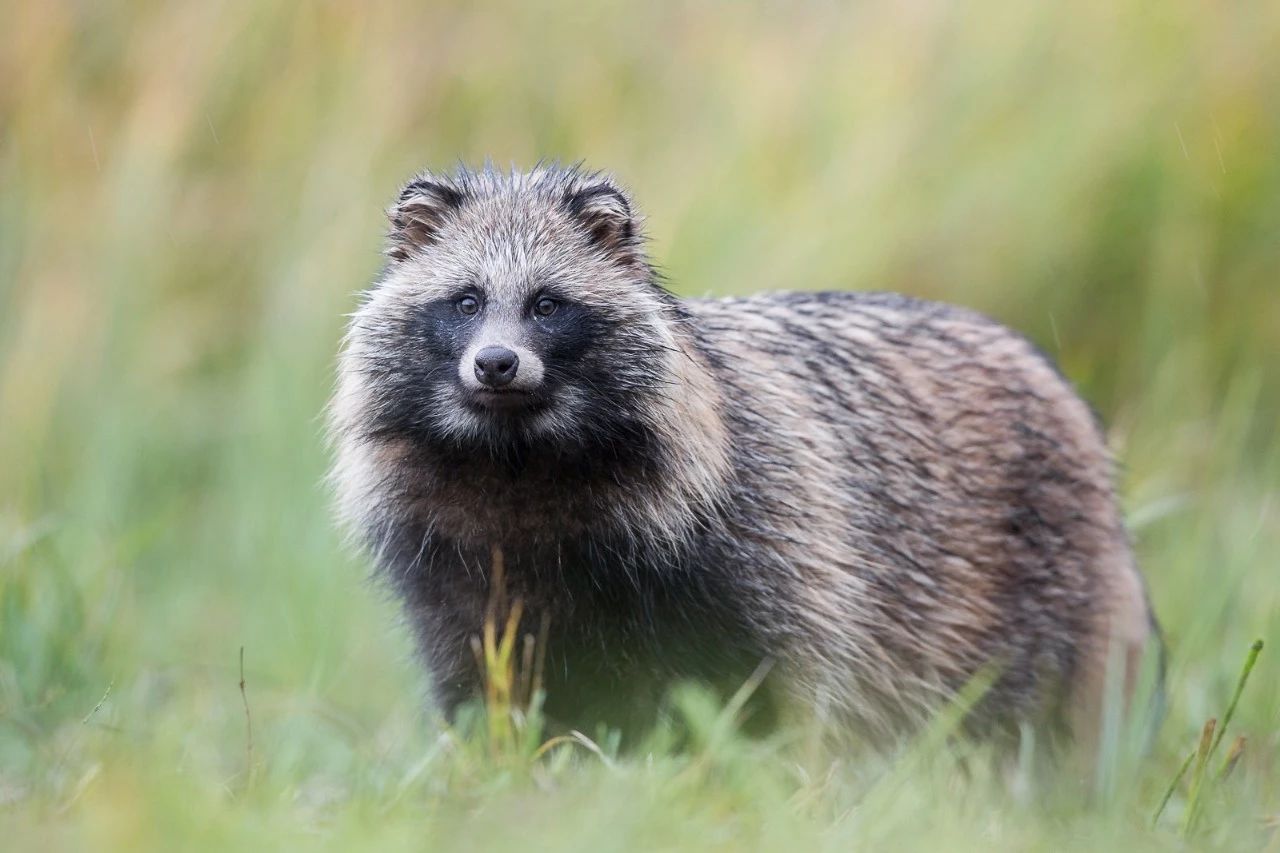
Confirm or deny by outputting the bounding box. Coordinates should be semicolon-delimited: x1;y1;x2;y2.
329;164;1160;747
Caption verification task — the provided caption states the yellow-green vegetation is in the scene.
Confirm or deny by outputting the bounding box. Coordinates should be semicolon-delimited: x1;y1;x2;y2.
3;1;1278;849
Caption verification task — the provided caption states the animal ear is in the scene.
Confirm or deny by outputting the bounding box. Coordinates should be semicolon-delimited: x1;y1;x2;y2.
564;181;639;261
386;176;465;260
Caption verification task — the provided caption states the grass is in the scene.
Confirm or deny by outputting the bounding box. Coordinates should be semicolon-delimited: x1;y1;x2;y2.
1153;639;1265;834
2;0;1279;849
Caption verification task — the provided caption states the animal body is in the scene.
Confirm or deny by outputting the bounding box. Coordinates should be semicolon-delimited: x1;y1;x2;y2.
329;164;1159;748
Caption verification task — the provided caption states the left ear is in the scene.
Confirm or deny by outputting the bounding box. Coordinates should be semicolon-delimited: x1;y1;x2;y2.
386;175;465;261
564;181;640;261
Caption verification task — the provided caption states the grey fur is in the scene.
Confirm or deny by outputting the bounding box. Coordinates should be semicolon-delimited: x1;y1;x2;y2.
328;164;1159;746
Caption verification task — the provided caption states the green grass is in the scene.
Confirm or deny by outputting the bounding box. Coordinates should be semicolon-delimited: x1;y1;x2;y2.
2;0;1279;849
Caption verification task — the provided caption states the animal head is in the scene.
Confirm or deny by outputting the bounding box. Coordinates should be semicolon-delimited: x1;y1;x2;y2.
335;164;683;459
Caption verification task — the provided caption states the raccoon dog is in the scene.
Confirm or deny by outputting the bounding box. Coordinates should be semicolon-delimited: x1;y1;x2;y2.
329;164;1160;748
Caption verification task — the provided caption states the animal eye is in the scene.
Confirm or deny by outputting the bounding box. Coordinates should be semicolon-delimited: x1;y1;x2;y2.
534;297;558;317
457;295;480;316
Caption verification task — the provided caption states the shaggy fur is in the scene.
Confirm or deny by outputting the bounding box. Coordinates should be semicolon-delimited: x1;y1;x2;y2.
329;164;1160;746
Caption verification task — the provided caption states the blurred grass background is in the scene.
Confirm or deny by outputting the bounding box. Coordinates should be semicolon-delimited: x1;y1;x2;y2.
2;0;1278;849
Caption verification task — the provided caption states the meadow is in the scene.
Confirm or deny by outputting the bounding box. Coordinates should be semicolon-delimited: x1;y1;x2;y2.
2;1;1278;849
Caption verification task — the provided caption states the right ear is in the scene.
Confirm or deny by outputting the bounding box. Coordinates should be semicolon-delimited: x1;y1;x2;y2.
563;180;639;262
386;176;465;260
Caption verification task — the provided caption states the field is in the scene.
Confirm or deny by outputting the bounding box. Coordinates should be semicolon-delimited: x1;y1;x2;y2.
2;1;1278;849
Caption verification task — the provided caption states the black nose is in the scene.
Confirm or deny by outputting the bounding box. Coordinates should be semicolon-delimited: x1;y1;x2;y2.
474;346;519;388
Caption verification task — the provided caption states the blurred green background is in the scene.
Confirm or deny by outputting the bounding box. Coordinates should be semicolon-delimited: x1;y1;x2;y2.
2;1;1278;849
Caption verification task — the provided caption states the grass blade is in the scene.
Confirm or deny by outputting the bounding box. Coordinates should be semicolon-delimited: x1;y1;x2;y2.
1179;639;1264;836
1152;748;1196;826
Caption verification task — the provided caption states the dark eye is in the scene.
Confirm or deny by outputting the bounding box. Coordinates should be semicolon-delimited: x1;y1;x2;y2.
457;295;480;316
534;297;558;317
